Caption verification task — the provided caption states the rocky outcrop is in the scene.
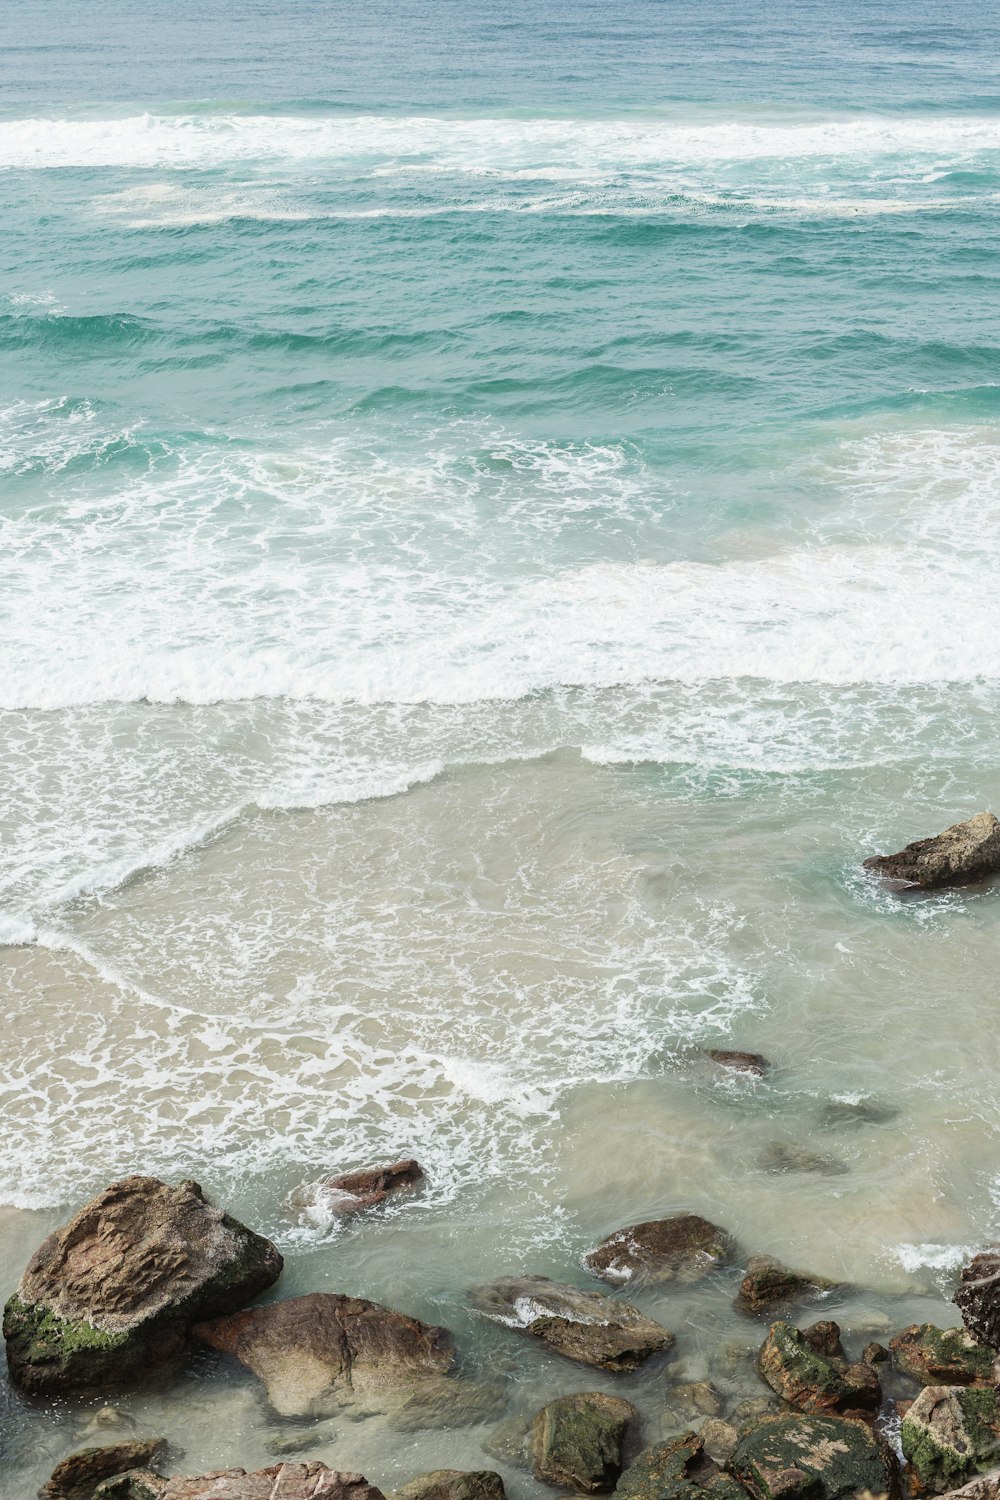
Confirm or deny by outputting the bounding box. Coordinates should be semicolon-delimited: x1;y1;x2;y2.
936;1473;1000;1500
469;1276;673;1371
727;1412;896;1500
290;1161;424;1218
735;1258;838;1315
583;1217;736;1286
901;1385;1000;1493
389;1473;504;1500
193;1292;454;1417
956;1251;1000;1351
757;1321;880;1415
891;1325;995;1386
616;1433;748;1500
706;1052;770;1079
41;1442;165;1500
863;812;1000;888
2;1177;282;1394
530;1392;637;1492
93;1469;384;1500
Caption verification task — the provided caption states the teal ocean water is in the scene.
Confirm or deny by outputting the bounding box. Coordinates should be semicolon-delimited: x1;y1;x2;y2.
3;1;1000;1489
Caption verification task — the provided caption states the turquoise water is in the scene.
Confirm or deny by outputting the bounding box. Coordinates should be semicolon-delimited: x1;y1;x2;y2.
3;2;1000;1491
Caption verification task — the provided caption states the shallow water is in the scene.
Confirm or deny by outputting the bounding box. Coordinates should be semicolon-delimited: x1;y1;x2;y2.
3;0;1000;1492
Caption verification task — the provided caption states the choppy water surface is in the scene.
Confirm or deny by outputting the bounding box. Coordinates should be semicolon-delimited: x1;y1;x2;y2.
3;0;1000;1492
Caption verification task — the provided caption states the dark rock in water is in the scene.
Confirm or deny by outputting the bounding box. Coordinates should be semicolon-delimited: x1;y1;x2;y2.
817;1098;899;1129
955;1251;1000;1350
193;1292;454;1417
756;1145;848;1177
735;1258;838;1315
583;1216;736;1286
863;812;1000;889
469;1276;673;1371
1;1176;282;1395
728;1412;896;1500
616;1432;748;1500
389;1473;504;1500
862;1341;889;1366
531;1391;637;1491
891;1325;995;1386
42;1442;165;1500
106;1469;385;1500
757;1321;880;1415
902;1385;1000;1493
290;1160;424;1218
93;1475;167;1500
706;1052;771;1079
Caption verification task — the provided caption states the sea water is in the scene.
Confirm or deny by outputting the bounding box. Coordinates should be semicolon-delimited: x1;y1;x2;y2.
2;0;1000;1491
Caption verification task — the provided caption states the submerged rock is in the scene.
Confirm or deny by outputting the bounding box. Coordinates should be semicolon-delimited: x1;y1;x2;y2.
41;1442;165;1500
891;1325;995;1386
193;1291;454;1417
863;812;1000;889
531;1391;637;1491
901;1385;1000;1493
706;1052;771;1079
389;1473;504;1500
735;1258;839;1315
955;1250;1000;1351
756;1145;848;1177
2;1177;282;1395
666;1381;725;1420
95;1468;385;1500
290;1160;424;1218
817;1097;899;1129
728;1412;896;1500
469;1276;673;1371
757;1321;880;1415
616;1432;748;1500
583;1216;736;1286
388;1376;507;1432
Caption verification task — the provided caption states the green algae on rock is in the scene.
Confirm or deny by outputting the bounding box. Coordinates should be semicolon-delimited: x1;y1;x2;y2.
389;1471;505;1500
891;1325;995;1386
728;1412;896;1500
616;1432;749;1500
901;1385;1000;1493
757;1321;880;1415
735;1259;839;1316
531;1391;637;1492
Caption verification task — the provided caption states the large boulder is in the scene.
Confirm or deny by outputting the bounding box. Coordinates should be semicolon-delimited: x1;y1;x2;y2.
94;1469;384;1500
901;1385;1000;1493
469;1276;673;1371
955;1250;1000;1350
530;1392;637;1491
757;1321;880;1415
193;1291;454;1416
616;1433;748;1500
389;1474;503;1500
727;1412;896;1500
863;812;1000;888
891;1325;995;1386
2;1177;282;1394
735;1259;838;1316
41;1442;165;1500
289;1160;424;1219
583;1217;735;1286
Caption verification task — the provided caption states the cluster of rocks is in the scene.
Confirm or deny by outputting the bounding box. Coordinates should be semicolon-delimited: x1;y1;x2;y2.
9;1174;1000;1500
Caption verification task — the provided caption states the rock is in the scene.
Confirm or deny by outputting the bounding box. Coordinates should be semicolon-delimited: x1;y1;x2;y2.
728;1412;896;1500
955;1250;1000;1350
192;1292;454;1417
92;1475;167;1500
756;1146;847;1177
667;1382;725;1420
937;1473;1000;1500
389;1473;504;1500
862;1343;889;1366
616;1432;748;1500
96;1469;384;1500
864;813;1000;889
901;1385;1000;1493
480;1416;532;1468
817;1099;899;1129
388;1377;507;1432
757;1321;880;1415
706;1052;771;1079
469;1276;673;1372
290;1161;424;1219
891;1325;995;1386
700;1421;740;1466
531;1392;637;1491
41;1442;165;1500
735;1259;838;1316
2;1177;282;1395
583;1217;736;1286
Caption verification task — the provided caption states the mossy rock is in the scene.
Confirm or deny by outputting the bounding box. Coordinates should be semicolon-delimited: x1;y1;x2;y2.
890;1325;995;1387
390;1471;505;1500
41;1442;165;1500
616;1432;749;1500
757;1322;879;1415
901;1384;1000;1493
727;1412;896;1500
92;1473;167;1500
735;1260;838;1316
531;1392;637;1492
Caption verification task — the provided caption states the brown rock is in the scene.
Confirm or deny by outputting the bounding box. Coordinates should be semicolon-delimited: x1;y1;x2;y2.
757;1321;880;1415
956;1251;1000;1351
937;1473;1000;1500
2;1177;282;1394
41;1441;165;1500
583;1216;736;1286
291;1161;424;1218
891;1324;995;1385
707;1052;770;1078
389;1474;504;1500
699;1420;740;1466
157;1469;383;1500
469;1276;673;1371
193;1292;454;1416
735;1258;838;1315
863;812;1000;889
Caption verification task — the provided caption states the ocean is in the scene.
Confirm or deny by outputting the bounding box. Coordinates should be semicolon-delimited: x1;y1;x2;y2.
2;0;1000;1489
